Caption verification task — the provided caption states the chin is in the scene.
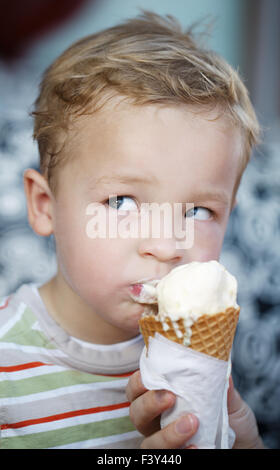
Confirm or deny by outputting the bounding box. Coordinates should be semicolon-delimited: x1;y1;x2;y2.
123;312;143;335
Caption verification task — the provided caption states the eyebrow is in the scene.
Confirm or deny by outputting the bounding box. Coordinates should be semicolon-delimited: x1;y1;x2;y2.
93;172;158;187
194;188;230;206
89;174;230;205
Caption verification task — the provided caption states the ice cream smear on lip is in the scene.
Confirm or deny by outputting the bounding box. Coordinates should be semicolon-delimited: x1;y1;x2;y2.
130;280;159;304
149;260;239;346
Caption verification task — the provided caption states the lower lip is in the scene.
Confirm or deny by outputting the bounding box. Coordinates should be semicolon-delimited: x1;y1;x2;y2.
130;284;143;297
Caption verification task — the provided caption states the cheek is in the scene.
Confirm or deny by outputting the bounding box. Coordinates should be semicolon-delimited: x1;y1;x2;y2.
190;221;227;260
55;210;132;291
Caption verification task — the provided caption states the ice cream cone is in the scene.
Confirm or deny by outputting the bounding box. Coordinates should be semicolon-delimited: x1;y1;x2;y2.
139;306;240;361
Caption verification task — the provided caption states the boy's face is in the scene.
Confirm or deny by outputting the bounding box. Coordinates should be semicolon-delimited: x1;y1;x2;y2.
48;102;242;342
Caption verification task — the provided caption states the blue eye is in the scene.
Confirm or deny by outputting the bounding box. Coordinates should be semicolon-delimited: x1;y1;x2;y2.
108;196;138;211
186;207;212;220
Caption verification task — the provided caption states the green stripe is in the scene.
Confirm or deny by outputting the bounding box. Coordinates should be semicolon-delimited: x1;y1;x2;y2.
0;416;136;449
1;306;56;349
0;369;122;398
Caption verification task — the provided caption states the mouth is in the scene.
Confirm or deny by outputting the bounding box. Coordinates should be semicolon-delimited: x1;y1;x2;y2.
129;279;159;304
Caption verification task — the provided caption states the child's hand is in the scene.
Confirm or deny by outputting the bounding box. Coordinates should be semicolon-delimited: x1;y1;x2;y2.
228;376;265;449
127;370;266;449
126;370;199;448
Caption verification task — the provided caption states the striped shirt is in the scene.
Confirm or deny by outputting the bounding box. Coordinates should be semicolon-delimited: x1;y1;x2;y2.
0;284;144;449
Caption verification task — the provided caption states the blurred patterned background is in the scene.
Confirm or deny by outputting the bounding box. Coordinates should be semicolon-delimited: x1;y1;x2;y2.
0;0;279;448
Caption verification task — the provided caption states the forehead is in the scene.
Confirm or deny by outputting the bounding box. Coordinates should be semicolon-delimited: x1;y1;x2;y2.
58;101;244;198
69;100;242;156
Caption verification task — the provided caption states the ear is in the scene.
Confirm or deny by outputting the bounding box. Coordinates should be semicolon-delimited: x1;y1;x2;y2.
24;169;54;236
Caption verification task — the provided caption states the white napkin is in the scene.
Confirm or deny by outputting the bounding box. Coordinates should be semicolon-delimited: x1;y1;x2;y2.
140;333;235;449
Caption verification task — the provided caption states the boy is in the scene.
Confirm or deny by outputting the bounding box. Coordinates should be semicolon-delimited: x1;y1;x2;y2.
0;12;264;449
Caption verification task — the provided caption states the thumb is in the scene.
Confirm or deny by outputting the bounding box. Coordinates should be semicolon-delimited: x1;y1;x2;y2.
227;375;243;415
227;375;265;449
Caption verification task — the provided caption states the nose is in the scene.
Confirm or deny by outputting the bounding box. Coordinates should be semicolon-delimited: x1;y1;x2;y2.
138;237;182;263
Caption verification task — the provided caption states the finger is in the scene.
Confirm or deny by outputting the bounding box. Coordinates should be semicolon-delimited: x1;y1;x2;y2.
129;388;176;436
141;413;199;449
126;370;147;402
227;375;243;415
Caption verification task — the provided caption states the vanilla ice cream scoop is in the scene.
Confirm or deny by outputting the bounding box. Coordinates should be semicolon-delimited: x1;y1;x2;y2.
156;260;238;322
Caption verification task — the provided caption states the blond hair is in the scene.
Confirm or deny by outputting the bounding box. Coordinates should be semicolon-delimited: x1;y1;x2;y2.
33;11;260;193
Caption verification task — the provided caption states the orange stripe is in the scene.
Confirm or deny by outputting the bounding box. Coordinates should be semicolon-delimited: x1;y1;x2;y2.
1;401;130;430
99;369;137;378
0;298;9;310
0;362;52;373
0;363;137;375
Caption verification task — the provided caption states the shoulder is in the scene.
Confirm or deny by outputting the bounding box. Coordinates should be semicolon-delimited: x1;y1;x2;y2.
0;284;38;340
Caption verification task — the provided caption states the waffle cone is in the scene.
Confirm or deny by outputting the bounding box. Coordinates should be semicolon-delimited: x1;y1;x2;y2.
139;307;240;361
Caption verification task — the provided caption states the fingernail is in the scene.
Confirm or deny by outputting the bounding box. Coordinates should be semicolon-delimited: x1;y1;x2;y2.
175;414;195;435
